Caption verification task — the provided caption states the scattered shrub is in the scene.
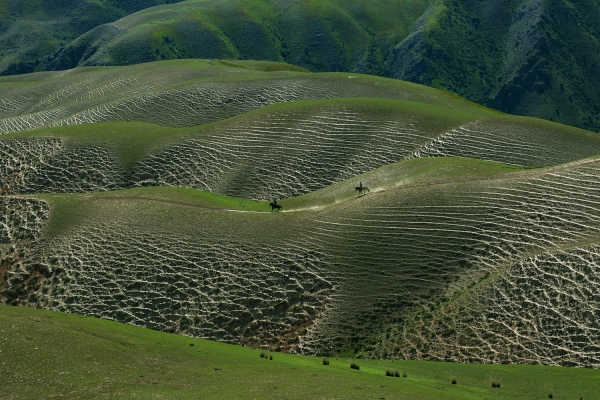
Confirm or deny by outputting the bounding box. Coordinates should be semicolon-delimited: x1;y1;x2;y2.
189;343;194;346
259;351;266;359
385;369;394;377
350;362;360;370
394;371;400;377
451;378;457;385
402;372;408;378
548;393;553;399
269;355;273;360
491;380;500;388
322;358;330;365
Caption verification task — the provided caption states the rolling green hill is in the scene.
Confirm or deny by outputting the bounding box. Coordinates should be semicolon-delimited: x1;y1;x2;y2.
2;0;599;132
4;305;600;399
4;154;600;366
3;59;600;382
0;59;491;136
2;96;598;199
0;0;173;74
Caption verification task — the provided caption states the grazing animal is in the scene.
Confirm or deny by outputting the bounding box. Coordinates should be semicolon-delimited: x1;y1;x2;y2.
355;181;370;196
269;202;283;212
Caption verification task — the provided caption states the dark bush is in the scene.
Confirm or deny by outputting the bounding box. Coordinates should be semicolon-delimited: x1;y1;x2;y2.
452;378;457;384
322;358;330;365
350;362;360;370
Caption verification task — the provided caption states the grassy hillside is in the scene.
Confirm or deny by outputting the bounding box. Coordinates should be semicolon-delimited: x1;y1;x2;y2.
0;0;173;74
4;0;429;74
2;96;598;200
4;306;600;399
0;59;494;136
3;0;599;132
5;154;600;366
391;0;600;132
3;59;600;368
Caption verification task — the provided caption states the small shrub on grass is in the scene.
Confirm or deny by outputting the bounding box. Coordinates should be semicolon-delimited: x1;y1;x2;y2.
322;358;330;365
259;351;266;359
451;378;457;384
350;362;360;370
385;369;394;377
394;371;400;377
269;355;273;360
548;393;553;399
491;380;500;388
402;372;407;378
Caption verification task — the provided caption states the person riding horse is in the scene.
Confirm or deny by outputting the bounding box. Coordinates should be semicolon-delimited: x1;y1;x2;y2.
355;181;370;196
269;198;283;212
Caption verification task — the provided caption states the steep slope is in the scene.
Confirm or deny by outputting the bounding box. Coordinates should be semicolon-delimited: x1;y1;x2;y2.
11;0;427;74
1;97;598;200
5;155;600;367
386;0;600;132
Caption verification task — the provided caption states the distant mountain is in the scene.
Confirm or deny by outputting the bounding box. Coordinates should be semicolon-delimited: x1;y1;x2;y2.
0;0;174;73
1;0;599;132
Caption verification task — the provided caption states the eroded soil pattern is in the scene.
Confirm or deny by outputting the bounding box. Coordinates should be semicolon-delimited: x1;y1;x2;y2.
0;71;445;134
396;246;600;367
298;158;600;363
0;138;127;194
412;119;600;167
0;197;49;305
5;111;598;200
12;212;333;351
134;107;432;200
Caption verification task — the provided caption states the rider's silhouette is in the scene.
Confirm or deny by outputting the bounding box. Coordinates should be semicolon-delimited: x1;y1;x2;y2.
273;198;278;207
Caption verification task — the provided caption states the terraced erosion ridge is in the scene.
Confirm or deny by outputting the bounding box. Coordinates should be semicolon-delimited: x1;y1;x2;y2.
3;60;600;368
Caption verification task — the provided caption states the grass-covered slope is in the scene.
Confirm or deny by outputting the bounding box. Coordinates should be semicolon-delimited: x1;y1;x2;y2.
0;63;597;201
5;306;600;400
1;95;599;199
5;155;600;367
398;0;600;133
0;59;492;135
5;0;429;74
0;0;172;74
3;0;600;131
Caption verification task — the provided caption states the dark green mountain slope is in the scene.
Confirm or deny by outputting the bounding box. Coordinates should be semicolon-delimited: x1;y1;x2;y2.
13;0;427;74
386;0;600;133
0;0;173;74
4;0;599;132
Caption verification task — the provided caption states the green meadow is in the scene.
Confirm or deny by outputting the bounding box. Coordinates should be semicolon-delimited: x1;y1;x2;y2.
3;305;600;399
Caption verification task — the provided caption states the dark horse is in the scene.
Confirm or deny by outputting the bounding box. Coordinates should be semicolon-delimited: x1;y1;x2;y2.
269;202;283;212
355;182;370;196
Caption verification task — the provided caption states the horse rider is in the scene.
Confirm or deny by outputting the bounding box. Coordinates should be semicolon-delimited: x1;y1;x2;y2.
359;182;363;191
273;198;278;207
